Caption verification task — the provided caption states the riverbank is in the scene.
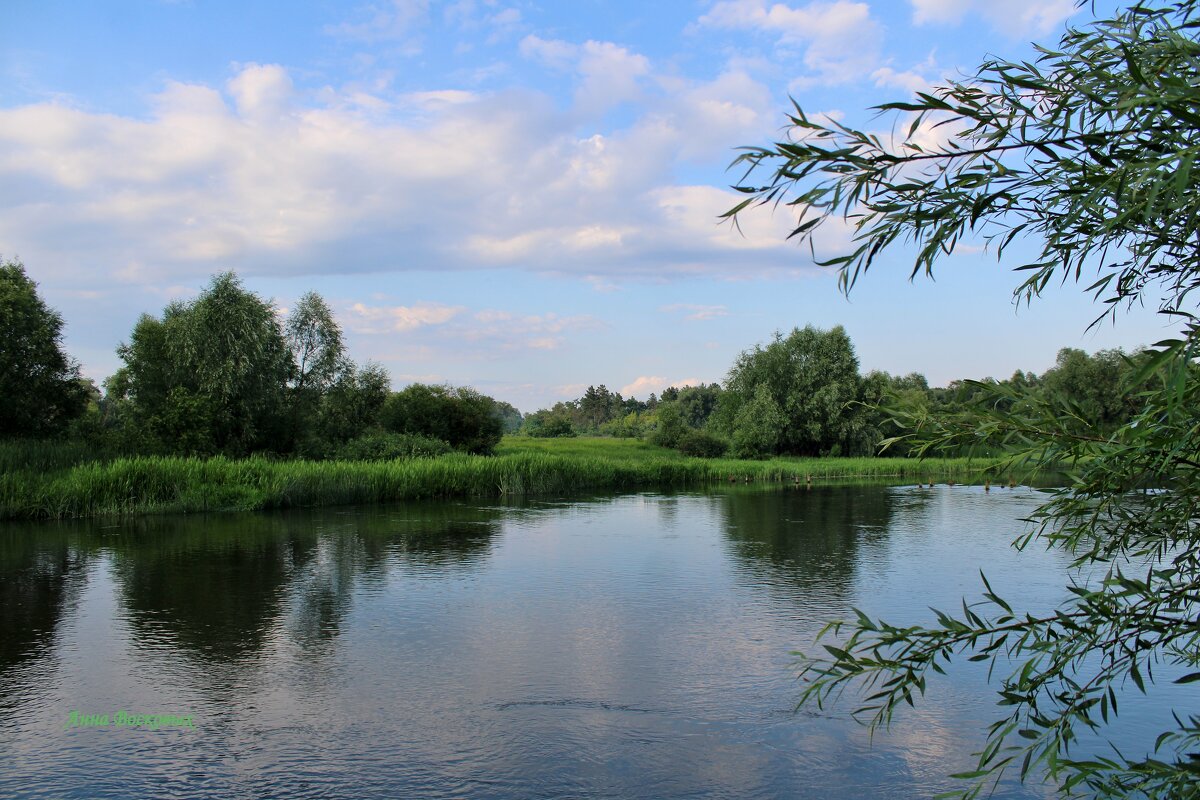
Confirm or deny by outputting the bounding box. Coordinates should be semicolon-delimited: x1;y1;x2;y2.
0;437;1006;520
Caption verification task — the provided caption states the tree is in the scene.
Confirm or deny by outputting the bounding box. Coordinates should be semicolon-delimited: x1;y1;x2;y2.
729;382;785;459
116;272;291;455
715;325;866;456
0;259;87;437
1039;347;1137;431
728;2;1200;796
286;291;345;396
312;361;391;453
380;383;504;454
650;401;687;448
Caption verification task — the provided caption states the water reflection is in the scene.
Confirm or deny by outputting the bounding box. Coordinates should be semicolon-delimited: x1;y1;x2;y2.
0;489;1164;799
722;485;893;603
0;523;91;697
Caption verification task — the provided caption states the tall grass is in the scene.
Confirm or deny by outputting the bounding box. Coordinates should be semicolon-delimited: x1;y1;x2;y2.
0;438;112;474
0;446;1004;520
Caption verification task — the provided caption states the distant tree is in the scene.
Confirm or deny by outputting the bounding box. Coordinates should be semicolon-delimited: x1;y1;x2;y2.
523;406;577;437
312;361;391;454
116;272;291;455
492;400;524;434
716;325;865;456
729;382;785;459
1039;347;1134;429
650;401;687;448
676;383;723;429
0;259;88;437
286;292;345;395
579;385;615;430
381;383;504;454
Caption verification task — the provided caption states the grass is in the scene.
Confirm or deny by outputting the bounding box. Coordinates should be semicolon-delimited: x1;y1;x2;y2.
0;436;1007;521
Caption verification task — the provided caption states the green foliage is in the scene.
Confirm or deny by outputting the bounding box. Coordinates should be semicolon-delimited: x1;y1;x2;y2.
0;259;87;437
1039;347;1141;432
650;401;687;448
716;325;870;456
492;400;524;434
676;383;723;429
286;291;345;395
675;430;728;458
116;272;291;455
729;382;786;459
381;383;505;454
307;361;391;457
331;431;451;461
729;2;1200;796
0;442;999;520
523;409;576;437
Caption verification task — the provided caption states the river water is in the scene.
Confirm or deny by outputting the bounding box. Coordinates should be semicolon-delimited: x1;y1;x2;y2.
0;484;1190;798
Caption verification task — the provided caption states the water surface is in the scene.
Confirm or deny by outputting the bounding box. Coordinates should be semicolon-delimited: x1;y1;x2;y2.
0;485;1186;798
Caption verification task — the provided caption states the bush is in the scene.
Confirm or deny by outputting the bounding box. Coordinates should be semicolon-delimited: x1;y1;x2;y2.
381;384;504;454
676;431;728;458
525;412;576;438
331;432;451;461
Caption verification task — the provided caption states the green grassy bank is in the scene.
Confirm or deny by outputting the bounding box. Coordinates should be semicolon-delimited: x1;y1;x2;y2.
0;437;1004;521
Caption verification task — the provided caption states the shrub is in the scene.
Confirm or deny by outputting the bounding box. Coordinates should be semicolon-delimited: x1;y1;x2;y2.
332;432;451;461
676;431;728;458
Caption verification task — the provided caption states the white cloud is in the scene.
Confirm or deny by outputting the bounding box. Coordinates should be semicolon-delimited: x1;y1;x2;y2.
909;0;1077;37
619;376;704;398
347;301;464;333
0;61;810;294
519;35;650;114
697;0;883;83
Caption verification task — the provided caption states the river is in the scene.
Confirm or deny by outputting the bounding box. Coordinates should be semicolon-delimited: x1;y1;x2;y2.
0;484;1188;798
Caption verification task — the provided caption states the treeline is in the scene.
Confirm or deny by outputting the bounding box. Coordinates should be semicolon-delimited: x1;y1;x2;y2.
3;263;516;459
521;325;1145;459
4;259;1145;464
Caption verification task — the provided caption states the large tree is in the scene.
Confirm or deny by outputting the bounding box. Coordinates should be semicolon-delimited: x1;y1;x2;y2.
0;259;87;437
729;1;1200;797
116;273;291;455
715;324;866;456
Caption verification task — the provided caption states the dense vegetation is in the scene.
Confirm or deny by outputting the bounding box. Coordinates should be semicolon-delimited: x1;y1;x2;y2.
521;329;1148;460
728;0;1200;796
0;436;1000;520
23;270;510;461
5;256;1138;474
0;260;89;437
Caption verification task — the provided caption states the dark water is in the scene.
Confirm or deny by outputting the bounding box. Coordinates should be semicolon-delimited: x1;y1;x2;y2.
0;485;1190;798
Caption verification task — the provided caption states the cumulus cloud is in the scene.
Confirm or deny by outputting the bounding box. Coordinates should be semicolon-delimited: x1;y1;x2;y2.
619;376;704;398
520;35;650;115
347;301;464;333
697;0;883;83
0;59;813;295
909;0;1077;37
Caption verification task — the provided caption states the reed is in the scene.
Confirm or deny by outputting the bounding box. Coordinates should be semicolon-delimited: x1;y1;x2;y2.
0;442;1003;520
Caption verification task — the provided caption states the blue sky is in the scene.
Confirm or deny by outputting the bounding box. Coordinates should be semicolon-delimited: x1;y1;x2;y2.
0;0;1168;411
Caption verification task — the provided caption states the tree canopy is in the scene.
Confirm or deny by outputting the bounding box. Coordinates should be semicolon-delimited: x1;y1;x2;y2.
0;259;87;437
728;1;1200;797
115;272;292;455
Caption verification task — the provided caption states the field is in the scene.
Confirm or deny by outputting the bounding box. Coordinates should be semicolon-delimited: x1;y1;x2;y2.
0;436;1006;521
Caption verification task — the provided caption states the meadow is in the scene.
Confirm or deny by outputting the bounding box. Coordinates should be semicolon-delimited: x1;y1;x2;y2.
0;436;1005;520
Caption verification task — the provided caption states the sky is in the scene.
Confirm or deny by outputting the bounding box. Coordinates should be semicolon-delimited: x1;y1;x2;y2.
0;0;1171;412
